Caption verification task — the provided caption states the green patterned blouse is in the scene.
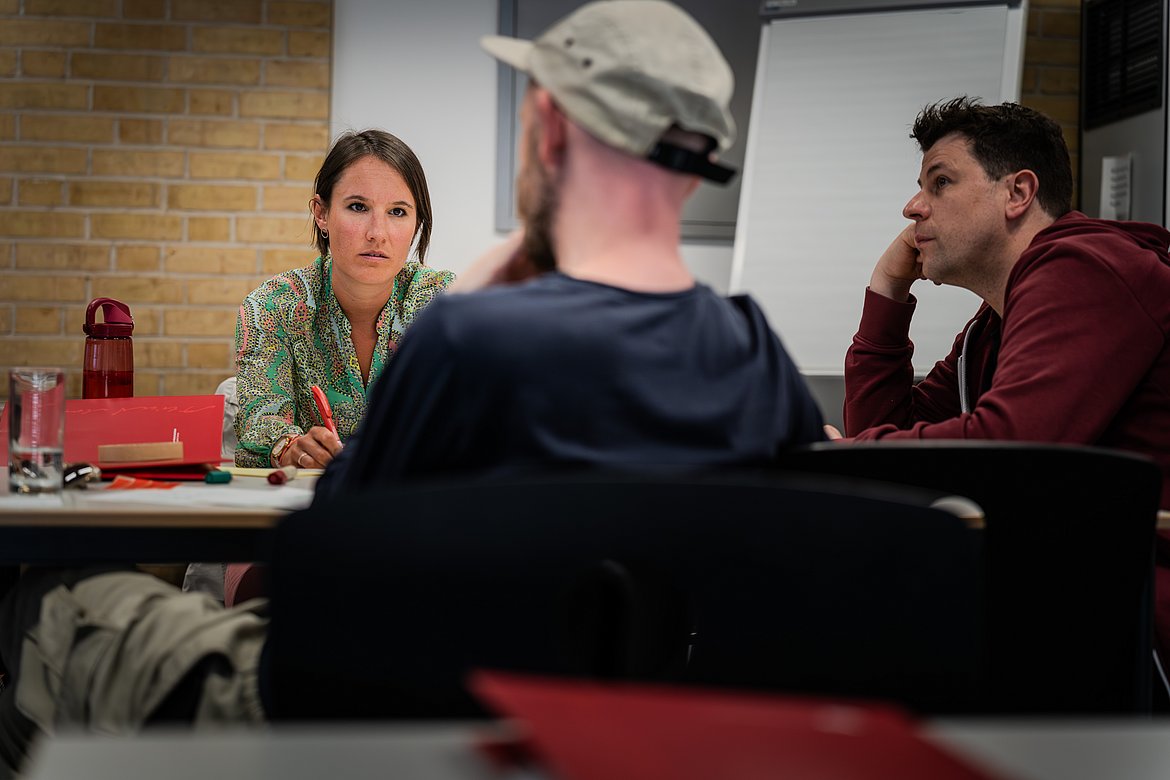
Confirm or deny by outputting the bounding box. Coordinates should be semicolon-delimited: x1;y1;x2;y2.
233;255;455;467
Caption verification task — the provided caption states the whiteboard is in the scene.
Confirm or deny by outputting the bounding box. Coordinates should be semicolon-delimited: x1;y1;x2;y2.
731;3;1027;375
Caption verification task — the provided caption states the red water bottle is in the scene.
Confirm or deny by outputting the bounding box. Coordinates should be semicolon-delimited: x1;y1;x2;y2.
82;297;134;399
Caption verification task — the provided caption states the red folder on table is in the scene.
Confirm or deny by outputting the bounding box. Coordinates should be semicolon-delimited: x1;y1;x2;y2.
1;395;223;479
470;671;1011;780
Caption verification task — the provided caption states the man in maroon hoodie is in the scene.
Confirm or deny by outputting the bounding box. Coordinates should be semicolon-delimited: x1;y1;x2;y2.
840;96;1170;654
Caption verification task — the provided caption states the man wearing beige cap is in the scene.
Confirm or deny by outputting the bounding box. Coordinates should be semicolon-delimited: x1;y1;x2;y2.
316;0;824;493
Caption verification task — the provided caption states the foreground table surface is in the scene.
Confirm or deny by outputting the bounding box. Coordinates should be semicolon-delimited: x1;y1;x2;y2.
24;725;505;780
21;719;1170;780
928;719;1170;780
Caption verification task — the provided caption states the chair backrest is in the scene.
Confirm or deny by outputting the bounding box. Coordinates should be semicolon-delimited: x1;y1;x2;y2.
214;376;238;462
264;472;983;720
774;441;1163;714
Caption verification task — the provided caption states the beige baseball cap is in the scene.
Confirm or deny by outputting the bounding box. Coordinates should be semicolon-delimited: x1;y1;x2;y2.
482;0;737;183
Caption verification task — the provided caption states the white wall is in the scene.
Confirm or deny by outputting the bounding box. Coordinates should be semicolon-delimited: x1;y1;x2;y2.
731;5;1023;375
331;0;734;292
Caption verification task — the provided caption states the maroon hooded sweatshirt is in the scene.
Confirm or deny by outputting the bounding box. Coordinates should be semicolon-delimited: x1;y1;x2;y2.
844;211;1170;649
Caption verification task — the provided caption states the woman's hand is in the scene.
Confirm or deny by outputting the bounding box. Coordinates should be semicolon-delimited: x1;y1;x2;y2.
281;426;343;468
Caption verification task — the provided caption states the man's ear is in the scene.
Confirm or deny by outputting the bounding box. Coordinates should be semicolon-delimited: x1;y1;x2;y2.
1005;169;1040;220
533;88;567;172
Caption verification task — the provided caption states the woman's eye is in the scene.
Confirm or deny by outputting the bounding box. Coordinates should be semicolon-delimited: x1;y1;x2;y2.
390;207;407;217
347;202;367;212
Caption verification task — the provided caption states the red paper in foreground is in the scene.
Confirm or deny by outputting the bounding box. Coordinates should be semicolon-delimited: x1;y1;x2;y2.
470;671;1011;780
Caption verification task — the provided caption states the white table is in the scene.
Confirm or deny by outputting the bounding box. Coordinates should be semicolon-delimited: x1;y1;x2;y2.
23;725;507;780
21;720;1170;780
929;720;1170;780
0;470;314;563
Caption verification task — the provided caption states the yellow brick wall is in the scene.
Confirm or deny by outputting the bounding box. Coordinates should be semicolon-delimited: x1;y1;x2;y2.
0;0;332;398
1020;0;1082;201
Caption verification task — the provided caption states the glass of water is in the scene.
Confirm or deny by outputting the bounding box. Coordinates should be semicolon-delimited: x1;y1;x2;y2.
8;367;66;494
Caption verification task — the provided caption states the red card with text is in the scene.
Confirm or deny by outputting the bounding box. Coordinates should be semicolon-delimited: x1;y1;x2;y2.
1;395;223;475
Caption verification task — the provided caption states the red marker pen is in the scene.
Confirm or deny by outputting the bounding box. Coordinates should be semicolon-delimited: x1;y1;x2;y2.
311;385;338;436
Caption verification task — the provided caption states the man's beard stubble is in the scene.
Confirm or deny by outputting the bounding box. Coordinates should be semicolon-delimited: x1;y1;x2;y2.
517;137;559;273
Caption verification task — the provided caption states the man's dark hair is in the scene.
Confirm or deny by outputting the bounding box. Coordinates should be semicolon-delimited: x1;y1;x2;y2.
911;97;1073;218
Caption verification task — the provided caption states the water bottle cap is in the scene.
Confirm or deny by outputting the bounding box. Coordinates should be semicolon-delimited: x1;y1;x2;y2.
83;297;134;338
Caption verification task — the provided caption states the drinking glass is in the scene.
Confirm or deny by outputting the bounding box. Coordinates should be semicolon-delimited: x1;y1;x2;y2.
8;367;66;494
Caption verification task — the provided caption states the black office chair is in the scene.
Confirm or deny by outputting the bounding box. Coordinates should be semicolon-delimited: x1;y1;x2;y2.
263;471;983;720
774;440;1163;714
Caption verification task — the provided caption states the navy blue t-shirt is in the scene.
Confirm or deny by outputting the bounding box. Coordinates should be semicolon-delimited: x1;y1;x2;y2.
316;272;824;496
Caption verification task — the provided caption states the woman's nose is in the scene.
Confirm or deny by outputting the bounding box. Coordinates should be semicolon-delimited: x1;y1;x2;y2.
366;214;388;242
